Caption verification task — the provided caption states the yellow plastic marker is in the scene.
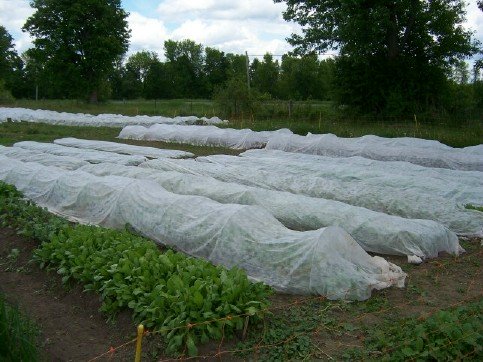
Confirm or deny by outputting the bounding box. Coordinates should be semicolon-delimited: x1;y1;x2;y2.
134;324;144;362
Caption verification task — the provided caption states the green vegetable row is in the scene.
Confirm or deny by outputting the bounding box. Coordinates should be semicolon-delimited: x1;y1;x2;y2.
0;181;272;356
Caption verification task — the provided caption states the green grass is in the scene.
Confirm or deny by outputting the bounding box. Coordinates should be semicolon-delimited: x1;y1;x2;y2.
0;122;241;157
465;204;483;212
2;99;481;147
3;98;218;118
227;117;482;148
344;300;482;361
0;293;40;361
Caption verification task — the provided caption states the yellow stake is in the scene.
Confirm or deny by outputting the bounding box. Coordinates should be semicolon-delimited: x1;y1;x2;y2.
134;324;144;362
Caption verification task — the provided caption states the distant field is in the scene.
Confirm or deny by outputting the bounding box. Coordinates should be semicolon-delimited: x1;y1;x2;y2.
1;98;482;147
0;122;241;157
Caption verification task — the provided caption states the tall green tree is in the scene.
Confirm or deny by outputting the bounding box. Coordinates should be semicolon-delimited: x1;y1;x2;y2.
23;0;130;102
278;55;333;100
126;51;159;83
226;53;248;81
251;53;280;96
124;50;158;98
204;47;229;96
164;39;208;98
144;60;178;99
275;0;479;114
0;26;23;98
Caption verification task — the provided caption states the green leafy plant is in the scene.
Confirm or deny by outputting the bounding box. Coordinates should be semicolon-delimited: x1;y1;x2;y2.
345;300;482;361
236;303;325;361
0;181;272;357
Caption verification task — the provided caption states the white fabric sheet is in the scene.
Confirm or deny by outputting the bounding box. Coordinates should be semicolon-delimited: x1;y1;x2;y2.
0;155;406;300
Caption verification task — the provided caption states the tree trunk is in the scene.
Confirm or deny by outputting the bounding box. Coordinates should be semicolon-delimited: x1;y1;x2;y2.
89;89;98;103
386;4;399;60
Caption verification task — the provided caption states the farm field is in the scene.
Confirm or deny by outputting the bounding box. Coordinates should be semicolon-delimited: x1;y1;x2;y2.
0;107;481;360
2;99;482;147
1;224;480;360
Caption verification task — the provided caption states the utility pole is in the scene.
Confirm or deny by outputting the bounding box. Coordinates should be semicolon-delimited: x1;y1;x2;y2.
245;51;250;92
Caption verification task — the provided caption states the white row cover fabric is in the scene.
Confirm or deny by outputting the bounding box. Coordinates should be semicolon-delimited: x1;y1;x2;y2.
0;107;228;127
53;138;194;159
0;145;89;170
265;133;483;171
238;150;483;209
241;149;483;192
0;155;406;300
80;162;461;260
141;157;483;235
200;153;483;233
13;141;146;166
118;124;293;149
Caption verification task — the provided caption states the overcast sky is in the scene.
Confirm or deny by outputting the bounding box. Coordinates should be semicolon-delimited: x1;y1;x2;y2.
0;0;482;61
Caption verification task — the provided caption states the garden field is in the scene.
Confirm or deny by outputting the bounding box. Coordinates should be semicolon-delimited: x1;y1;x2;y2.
2;99;482;147
0;105;481;361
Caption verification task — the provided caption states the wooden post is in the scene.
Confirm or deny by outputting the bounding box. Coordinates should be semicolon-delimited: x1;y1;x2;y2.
134;324;144;362
245;51;250;92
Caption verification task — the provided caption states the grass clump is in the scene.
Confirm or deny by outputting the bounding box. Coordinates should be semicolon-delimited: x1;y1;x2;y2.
0;293;39;361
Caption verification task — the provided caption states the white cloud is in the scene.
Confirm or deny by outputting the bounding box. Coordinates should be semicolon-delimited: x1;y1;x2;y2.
157;0;285;21
1;0;481;63
153;0;298;58
0;0;34;54
168;18;296;56
465;1;483;43
127;12;168;57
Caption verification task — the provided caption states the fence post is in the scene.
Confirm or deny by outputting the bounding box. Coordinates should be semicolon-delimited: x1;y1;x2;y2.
134;324;144;362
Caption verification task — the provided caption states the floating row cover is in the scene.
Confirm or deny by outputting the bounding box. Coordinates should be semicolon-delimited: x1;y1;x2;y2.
118;124;293;149
14;141;146;166
141;157;483;235
265;133;483;171
0;145;89;170
54;138;194;159
0;155;406;300
241;150;483;192
0;107;227;127
80;162;461;260
236;150;483;209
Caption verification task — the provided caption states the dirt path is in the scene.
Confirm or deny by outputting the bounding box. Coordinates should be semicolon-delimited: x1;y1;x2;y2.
0;227;136;361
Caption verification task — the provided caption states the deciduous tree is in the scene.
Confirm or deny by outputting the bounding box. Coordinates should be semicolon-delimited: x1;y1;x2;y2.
23;0;130;102
275;0;479;114
0;26;23;98
164;39;208;98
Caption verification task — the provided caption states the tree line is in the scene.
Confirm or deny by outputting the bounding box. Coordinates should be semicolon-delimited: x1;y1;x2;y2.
1;34;335;103
1;0;482;119
111;43;336;101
